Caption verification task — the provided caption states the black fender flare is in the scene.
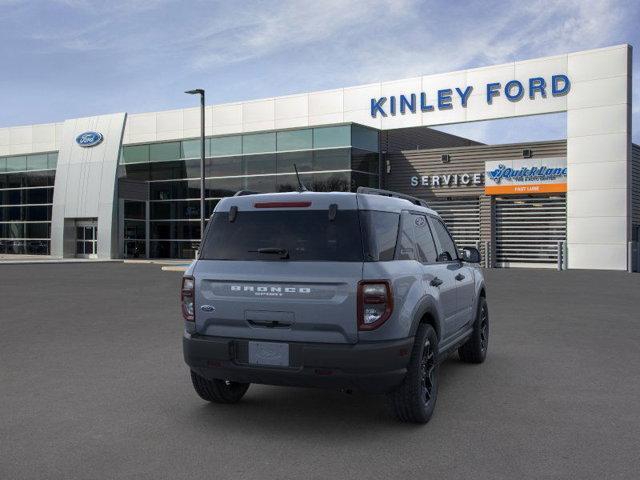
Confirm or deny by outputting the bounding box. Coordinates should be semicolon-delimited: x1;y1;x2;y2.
409;295;443;341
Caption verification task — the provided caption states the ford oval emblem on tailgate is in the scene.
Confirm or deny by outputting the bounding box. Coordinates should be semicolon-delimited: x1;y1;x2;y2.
200;305;215;312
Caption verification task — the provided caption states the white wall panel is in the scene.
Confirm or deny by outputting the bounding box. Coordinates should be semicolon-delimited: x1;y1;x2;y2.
567;189;627;218
343;83;381;112
567;133;628;164
567;76;628;110
567;104;628;138
308;90;343;116
568;161;627;190
275;95;308;119
567;243;628;270
567;46;629;82
567;216;627;244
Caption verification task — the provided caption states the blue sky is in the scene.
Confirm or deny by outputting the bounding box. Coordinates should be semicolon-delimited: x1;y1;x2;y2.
0;0;638;144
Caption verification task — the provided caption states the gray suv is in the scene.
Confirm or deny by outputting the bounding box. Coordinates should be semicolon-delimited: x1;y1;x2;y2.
182;187;488;423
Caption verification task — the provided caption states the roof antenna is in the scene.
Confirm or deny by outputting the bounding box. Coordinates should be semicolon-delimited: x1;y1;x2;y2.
293;164;308;192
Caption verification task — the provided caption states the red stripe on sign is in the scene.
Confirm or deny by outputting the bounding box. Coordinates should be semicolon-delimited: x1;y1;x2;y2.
254;201;312;208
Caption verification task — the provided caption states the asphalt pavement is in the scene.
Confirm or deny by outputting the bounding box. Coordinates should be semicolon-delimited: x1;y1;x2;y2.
1;263;639;479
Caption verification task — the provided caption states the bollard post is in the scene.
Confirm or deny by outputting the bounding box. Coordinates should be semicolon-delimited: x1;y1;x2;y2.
484;240;490;268
557;241;564;271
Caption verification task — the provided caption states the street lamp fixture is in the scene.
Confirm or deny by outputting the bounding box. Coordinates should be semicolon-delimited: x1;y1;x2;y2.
185;88;206;254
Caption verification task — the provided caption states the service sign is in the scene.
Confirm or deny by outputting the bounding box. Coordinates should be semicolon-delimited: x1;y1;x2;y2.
484;157;567;195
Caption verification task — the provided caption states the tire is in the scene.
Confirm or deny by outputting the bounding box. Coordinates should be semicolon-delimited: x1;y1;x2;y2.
190;370;250;404
387;323;439;424
458;296;489;364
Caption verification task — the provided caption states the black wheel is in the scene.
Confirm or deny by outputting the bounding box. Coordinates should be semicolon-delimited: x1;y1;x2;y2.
190;370;250;404
458;296;489;364
387;323;439;424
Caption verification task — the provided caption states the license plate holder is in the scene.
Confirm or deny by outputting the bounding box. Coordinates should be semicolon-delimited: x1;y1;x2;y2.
248;341;290;367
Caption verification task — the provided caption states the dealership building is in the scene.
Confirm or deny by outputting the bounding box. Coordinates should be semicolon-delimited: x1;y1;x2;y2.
0;44;637;271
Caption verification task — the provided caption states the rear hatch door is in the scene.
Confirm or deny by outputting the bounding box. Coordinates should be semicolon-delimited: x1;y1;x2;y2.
194;194;363;344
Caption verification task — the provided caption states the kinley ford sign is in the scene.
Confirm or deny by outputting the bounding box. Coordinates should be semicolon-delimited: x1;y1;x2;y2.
409;157;568;195
370;74;570;117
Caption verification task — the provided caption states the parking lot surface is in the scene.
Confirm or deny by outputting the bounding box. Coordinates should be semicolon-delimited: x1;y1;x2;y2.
1;263;639;480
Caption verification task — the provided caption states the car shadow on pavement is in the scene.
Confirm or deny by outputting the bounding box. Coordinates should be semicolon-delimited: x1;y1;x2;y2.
180;357;466;434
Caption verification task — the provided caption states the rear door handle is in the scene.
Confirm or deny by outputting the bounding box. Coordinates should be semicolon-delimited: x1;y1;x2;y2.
430;277;443;287
455;273;465;281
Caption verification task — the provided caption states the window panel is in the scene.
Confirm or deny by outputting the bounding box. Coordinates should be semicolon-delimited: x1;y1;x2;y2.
27;154;49;171
244;153;276;175
309;172;350;192
150;221;200;240
277;129;312;151
48;153;58;170
122;145;150;164
149;142;181;162
6;156;27;172
413;215;438;263
26;222;50;239
206;156;243;177
312;149;350;171
124;220;146;239
150;240;197;259
26;240;49;255
351;125;379;152
277;151;313;174
428;217;459;262
211;136;242;157
313;126;350;149
242;133;276;154
124;240;145;258
244;174;276;193
205;177;242;197
123;163;151;181
124;201;145;220
181;139;202;159
0;158;6;173
351;149;379;174
150;200;200;220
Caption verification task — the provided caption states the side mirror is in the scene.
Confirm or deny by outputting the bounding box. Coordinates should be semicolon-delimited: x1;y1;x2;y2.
461;247;481;264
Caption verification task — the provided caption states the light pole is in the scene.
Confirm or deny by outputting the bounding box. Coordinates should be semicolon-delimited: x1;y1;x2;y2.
185;89;206;248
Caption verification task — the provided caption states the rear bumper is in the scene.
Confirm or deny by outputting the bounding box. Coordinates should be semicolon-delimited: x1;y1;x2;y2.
183;332;413;394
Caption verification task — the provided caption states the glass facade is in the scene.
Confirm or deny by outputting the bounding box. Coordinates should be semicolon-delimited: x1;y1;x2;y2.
0;152;58;255
119;123;380;259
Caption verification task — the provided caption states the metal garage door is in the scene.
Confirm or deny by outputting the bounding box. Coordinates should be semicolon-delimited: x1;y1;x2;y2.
495;195;566;268
429;198;480;249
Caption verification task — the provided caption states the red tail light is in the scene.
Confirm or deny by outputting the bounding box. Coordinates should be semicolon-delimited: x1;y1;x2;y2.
357;280;393;330
181;276;195;321
254;201;311;208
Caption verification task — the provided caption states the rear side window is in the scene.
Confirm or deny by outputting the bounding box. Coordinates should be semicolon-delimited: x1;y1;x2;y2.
428;217;458;262
201;210;363;261
412;214;438;263
359;210;400;261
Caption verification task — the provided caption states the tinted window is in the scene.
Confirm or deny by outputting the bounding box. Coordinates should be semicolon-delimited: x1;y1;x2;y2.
412;214;438;263
201;210;363;262
429;217;458;262
395;212;415;260
360;210;399;261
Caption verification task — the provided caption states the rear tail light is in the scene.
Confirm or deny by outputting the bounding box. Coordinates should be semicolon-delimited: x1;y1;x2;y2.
181;276;195;321
357;281;393;330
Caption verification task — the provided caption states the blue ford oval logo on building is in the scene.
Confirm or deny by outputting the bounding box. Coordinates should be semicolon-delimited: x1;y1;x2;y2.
76;131;103;148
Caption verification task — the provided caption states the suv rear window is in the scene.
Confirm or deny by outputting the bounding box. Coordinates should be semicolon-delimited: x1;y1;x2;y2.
200;209;400;262
200;210;364;261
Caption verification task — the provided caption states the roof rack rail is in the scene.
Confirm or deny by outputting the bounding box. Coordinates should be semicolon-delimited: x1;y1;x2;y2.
233;190;259;197
356;187;429;208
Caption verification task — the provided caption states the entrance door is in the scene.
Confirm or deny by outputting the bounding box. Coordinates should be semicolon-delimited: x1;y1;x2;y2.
76;221;98;258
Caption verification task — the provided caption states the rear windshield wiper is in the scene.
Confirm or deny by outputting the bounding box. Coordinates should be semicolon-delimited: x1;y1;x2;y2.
248;247;290;259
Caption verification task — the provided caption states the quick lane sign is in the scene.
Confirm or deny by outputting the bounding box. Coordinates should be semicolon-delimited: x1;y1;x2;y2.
484;157;567;195
370;74;570;117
